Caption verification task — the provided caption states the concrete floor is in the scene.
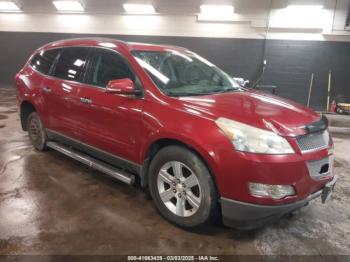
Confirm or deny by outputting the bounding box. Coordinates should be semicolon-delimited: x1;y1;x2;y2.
1;87;350;256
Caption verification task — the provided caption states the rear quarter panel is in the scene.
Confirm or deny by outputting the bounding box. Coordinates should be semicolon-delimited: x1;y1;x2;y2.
15;65;48;128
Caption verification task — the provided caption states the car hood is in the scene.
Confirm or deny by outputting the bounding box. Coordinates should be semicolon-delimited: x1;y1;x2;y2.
178;90;321;137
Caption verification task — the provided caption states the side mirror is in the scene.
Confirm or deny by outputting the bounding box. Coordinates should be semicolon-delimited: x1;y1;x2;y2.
233;77;250;88
106;78;136;95
243;80;250;87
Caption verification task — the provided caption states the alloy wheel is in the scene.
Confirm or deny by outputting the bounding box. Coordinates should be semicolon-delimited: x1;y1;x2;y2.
157;161;202;217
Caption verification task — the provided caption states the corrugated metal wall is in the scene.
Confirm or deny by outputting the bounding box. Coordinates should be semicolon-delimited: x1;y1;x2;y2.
1;31;349;110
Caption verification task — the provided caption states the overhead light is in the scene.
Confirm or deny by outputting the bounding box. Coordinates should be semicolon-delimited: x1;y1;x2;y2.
53;1;84;12
198;5;235;22
123;3;156;14
270;4;325;29
200;4;234;14
0;1;21;12
286;4;323;10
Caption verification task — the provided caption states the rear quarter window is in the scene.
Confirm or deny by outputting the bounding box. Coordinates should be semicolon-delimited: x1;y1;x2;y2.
30;49;60;75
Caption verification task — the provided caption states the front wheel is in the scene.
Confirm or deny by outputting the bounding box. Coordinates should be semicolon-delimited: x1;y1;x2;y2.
148;145;218;228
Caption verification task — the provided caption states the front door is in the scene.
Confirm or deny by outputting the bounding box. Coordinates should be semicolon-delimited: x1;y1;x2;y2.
76;48;144;164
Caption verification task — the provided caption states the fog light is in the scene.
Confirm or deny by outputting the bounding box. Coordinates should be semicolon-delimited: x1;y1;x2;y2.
248;183;295;199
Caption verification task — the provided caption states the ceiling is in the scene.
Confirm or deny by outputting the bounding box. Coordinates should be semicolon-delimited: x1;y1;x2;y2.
12;0;280;14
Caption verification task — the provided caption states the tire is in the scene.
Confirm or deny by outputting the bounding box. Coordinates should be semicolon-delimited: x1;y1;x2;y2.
148;145;218;228
27;112;47;151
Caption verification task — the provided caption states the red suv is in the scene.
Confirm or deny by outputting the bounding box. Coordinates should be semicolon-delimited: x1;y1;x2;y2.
15;38;337;229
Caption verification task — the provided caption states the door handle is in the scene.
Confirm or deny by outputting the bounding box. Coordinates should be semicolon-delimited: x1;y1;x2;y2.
43;87;52;93
80;97;92;104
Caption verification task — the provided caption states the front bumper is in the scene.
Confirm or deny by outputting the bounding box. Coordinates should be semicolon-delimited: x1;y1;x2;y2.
221;175;337;229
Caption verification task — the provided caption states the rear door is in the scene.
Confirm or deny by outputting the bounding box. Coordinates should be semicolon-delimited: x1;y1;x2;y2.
76;48;144;163
43;47;90;139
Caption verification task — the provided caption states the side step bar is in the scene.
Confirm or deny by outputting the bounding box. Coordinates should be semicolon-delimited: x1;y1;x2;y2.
47;141;135;185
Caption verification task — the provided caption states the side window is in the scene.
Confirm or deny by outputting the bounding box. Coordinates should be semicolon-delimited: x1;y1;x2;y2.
89;49;134;87
30;49;60;75
53;47;89;81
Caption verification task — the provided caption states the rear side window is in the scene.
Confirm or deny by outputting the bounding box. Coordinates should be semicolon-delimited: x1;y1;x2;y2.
53;47;89;81
30;49;60;75
88;49;134;87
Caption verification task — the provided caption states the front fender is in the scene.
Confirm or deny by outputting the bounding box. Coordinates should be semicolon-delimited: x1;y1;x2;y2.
138;107;228;192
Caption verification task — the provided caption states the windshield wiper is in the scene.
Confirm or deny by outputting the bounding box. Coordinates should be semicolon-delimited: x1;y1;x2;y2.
167;92;214;97
216;87;241;93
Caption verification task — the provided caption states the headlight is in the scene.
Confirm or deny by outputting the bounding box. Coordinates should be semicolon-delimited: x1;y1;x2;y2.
215;117;294;154
248;183;296;199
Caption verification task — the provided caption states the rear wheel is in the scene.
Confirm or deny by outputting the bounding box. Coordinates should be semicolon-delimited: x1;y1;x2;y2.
27;112;47;151
148;145;218;228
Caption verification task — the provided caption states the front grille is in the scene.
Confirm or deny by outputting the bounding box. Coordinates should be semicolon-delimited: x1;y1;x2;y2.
306;156;334;180
296;130;330;153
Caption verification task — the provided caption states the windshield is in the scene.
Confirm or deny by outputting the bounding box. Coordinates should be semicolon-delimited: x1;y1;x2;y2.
132;50;241;97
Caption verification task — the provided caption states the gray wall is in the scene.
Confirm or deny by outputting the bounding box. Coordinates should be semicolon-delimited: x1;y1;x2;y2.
1;31;350;110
